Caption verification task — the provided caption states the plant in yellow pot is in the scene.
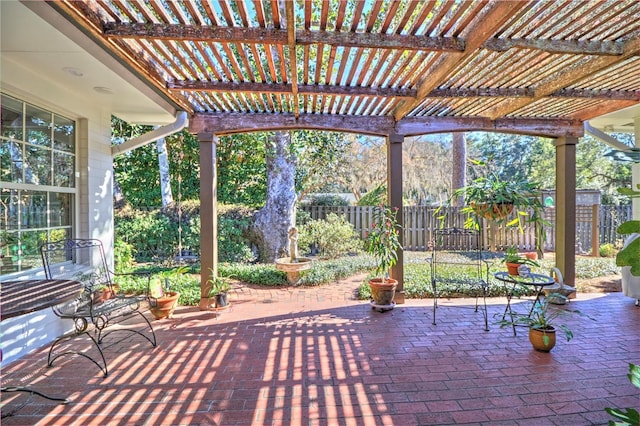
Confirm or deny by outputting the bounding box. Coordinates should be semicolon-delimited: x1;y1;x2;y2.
364;205;402;312
497;298;591;352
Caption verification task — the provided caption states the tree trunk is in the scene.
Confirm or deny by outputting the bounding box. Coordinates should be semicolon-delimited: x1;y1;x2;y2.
113;179;126;208
157;136;174;208
252;131;297;262
451;132;467;207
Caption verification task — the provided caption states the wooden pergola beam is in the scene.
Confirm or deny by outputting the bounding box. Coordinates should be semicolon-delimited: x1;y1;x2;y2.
168;81;417;98
568;100;639;121
396;117;584;138
296;29;464;51
285;0;299;118
483;38;624;56
484;36;640;120
394;1;527;120
103;22;464;52
189;112;584;138
171;81;639;102
102;22;627;57
189;112;396;136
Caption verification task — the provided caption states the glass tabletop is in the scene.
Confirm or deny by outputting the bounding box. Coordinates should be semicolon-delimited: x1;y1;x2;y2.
494;271;555;287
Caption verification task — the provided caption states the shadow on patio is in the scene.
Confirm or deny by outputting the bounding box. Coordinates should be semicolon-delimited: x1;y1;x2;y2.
1;289;639;425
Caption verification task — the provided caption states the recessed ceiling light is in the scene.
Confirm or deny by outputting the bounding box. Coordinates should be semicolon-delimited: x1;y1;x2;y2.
93;86;114;95
62;67;84;77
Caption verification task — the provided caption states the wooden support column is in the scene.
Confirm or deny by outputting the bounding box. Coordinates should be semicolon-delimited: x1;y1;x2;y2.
387;131;404;304
634;118;640;219
555;136;577;287
198;133;218;310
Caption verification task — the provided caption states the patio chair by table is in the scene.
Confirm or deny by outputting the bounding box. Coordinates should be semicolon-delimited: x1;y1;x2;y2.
430;228;490;331
40;239;157;376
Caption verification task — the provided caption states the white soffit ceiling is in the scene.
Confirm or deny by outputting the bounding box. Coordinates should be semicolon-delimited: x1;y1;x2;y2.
589;104;640;134
0;1;176;125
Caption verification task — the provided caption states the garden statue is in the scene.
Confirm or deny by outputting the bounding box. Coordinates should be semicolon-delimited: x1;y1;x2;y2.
289;227;299;262
275;226;312;285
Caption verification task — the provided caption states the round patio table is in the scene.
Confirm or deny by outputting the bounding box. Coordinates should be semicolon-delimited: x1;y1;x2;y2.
494;271;555;336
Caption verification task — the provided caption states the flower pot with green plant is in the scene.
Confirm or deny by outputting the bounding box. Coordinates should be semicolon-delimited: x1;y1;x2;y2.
364;205;402;311
208;274;231;309
149;276;181;320
503;246;540;276
438;160;548;256
497;297;588;352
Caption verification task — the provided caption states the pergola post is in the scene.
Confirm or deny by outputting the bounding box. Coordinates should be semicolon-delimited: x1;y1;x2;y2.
387;131;404;304
555;136;577;287
634;118;640;220
198;133;218;310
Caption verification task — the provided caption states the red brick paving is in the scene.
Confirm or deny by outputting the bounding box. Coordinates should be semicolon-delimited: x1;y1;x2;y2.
1;274;639;425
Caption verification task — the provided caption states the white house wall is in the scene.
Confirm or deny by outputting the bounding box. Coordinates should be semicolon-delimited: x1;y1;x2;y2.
1;68;115;366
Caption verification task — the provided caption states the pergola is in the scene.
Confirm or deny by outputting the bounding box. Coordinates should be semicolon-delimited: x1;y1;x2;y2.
48;0;640;305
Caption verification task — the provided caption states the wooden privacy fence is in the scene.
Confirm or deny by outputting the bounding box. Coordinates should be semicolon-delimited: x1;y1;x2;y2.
299;205;632;254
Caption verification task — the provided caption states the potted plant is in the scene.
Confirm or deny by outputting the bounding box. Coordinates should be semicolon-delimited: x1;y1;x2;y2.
364;205;402;311
438;160;544;238
497;297;586;352
148;268;187;320
208;275;231;309
503;246;540;275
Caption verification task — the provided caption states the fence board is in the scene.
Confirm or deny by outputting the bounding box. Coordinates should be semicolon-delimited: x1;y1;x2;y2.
299;204;631;254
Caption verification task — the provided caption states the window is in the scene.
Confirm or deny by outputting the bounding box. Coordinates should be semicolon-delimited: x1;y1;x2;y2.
1;94;75;275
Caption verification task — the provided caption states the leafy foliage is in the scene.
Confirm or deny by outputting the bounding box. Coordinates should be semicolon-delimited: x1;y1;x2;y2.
599;243;617;258
496;297;588;343
298;213;362;259
303;194;350;206
615;186;640;276
217;133;267;206
113;238;134;272
115;208;177;260
357;184;386;206
443;159;543;230
605;363;640;426
114;203;256;263
112;118;200;206
291;130;352;201
364;206;402;280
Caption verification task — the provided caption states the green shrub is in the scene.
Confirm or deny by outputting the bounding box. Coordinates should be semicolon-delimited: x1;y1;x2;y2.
218;215;255;263
220;263;286;286
114;238;134;272
357;184;386;206
299;213;362;258
305;194;350;206
298;255;375;286
599;243;617;258
115;209;177;261
115;203;256;263
296;209;312;226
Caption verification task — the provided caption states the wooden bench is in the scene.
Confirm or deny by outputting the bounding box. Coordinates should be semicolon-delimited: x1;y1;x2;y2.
430;228;491;331
40;238;157;376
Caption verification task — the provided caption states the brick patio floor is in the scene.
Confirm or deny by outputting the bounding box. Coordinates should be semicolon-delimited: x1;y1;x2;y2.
1;274;639;425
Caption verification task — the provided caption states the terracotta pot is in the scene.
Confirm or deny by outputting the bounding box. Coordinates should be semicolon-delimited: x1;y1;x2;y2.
368;278;398;306
524;252;537;260
506;262;521;276
529;327;556;352
150;291;180;320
